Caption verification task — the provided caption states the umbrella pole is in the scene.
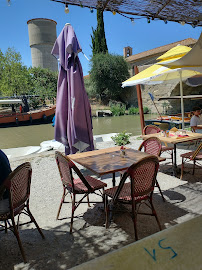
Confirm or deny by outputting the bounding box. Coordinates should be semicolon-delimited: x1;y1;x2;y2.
179;70;185;129
134;66;145;134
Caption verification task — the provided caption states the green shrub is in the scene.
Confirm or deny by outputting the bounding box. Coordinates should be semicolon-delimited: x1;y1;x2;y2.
143;106;150;114
111;131;131;146
128;106;139;115
29;97;40;109
128;106;150;115
90;53;130;102
84;76;96;98
110;103;126;116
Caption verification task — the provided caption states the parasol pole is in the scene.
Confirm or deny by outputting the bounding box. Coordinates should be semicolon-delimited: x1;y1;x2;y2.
148;92;162;120
134;66;145;134
179;70;185;129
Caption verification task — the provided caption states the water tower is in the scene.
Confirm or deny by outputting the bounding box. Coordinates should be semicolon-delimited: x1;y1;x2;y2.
27;18;58;72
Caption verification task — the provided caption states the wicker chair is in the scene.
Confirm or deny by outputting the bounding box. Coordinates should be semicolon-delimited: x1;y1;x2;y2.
55;151;107;233
0;162;44;263
138;137;165;201
180;143;202;179
104;156;162;240
143;125;174;164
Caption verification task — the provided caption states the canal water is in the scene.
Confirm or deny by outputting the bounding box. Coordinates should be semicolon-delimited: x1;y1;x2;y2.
0;114;156;149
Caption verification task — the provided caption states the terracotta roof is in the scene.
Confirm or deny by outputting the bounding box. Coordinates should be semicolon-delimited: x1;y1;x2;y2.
125;38;197;63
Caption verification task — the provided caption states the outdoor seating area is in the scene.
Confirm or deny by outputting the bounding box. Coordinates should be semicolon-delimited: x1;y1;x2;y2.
0;132;202;268
1;0;202;269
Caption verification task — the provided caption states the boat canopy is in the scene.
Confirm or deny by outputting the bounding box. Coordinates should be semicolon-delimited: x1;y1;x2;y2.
0;99;23;105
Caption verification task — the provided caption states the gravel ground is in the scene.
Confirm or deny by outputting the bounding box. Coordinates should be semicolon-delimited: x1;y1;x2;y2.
0;136;202;270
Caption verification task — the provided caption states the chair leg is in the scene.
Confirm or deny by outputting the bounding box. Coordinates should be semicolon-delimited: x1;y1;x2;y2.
150;198;162;231
11;215;27;263
193;160;196;175
105;195;109;228
171;151;173;165
26;205;45;239
131;199;138;241
155;180;165;202
87;195;90;207
4;221;7;233
102;188;105;204
180;158;184;180
70;194;76;233
56;187;66;220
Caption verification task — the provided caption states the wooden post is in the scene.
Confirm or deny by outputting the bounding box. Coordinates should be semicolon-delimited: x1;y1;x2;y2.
134;66;145;134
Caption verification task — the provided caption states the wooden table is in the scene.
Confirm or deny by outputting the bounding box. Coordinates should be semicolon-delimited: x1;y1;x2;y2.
141;132;202;175
69;146;165;186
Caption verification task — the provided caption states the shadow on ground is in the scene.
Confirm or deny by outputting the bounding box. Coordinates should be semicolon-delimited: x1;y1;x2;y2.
2;185;201;270
1;165;202;270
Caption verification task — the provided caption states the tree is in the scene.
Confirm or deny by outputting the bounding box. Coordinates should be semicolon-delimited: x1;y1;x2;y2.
0;48;32;96
91;9;108;55
29;67;58;99
0;49;4;84
90;53;129;103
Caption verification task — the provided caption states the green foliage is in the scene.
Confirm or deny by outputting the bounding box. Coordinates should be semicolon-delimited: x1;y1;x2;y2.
184;126;192;131
110;103;126;116
162;102;170;114
0;48;33;96
84;76;96;98
91;9;108;56
128;106;139;115
143;106;150;114
90;53;129;102
128;106;150;114
28;97;40;109
29;67;58;99
111;131;131;146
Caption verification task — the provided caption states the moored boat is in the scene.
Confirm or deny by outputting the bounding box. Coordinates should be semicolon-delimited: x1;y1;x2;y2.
0;104;56;127
145;115;191;130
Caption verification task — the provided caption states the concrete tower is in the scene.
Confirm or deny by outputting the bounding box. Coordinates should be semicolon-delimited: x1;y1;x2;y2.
27;18;58;72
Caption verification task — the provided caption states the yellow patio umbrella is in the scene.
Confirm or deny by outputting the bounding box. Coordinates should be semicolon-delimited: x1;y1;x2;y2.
122;45;202;128
160;33;202;70
122;45;194;87
122;60;201;87
157;45;191;62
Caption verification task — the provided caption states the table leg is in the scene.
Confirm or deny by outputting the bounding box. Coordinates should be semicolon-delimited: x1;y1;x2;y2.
173;144;177;176
112;172;116;187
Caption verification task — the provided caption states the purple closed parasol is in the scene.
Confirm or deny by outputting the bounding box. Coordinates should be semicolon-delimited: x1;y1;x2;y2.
51;24;94;154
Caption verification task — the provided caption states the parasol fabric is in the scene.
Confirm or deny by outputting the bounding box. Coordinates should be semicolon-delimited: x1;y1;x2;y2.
52;24;94;154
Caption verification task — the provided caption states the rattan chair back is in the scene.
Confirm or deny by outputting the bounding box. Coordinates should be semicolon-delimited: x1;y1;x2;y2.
55;151;92;192
143;125;161;135
0;162;44;262
192;143;202;159
4;162;32;211
113;156;159;202
138;137;162;156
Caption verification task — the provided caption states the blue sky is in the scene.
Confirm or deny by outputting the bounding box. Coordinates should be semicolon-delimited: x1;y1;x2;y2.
0;0;201;76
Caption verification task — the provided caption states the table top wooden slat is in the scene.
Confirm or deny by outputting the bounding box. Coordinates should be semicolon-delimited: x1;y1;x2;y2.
68;147;164;176
141;132;202;144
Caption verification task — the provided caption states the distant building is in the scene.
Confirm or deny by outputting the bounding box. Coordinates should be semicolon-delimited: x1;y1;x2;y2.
27;18;58;72
122;38;201;114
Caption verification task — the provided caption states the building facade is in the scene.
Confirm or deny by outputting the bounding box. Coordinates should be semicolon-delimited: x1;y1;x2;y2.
122;38;201;114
